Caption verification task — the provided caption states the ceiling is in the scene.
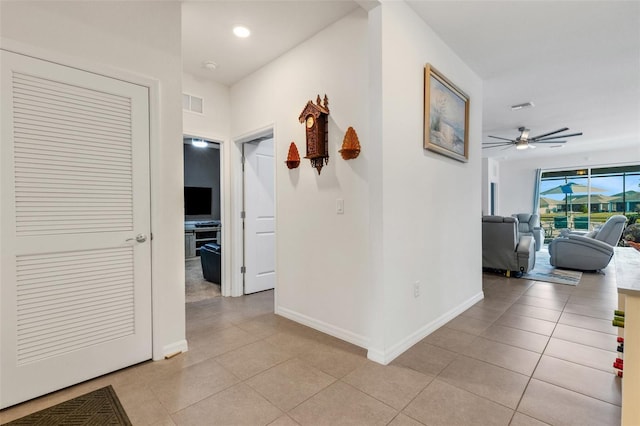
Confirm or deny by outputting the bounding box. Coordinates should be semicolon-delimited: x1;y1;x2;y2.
182;1;640;160
182;1;359;86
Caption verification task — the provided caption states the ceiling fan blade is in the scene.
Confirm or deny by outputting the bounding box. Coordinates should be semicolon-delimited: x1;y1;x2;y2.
529;127;569;140
533;132;583;141
483;143;512;149
483;141;513;145
488;135;516;142
534;140;567;144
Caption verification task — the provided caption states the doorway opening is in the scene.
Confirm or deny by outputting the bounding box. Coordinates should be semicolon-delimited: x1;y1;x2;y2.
183;136;223;303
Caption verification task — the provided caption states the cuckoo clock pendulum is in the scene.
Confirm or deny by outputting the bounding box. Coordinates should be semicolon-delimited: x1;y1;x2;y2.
299;95;330;174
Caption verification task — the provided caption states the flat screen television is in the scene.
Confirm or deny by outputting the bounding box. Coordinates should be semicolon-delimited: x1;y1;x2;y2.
184;186;212;216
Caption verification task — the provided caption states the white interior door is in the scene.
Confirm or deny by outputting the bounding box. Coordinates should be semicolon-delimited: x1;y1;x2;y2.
0;51;152;408
243;139;275;294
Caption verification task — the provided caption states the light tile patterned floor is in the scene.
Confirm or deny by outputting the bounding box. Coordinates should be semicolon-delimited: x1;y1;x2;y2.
0;262;623;425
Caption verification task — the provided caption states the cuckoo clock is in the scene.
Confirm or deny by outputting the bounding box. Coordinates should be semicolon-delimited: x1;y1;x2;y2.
299;95;330;174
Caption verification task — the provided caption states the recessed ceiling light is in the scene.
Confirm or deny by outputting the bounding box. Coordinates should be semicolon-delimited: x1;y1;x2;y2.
233;26;251;38
511;102;535;111
202;61;217;71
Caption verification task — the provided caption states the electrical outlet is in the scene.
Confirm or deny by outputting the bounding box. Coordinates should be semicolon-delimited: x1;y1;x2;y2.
413;281;420;298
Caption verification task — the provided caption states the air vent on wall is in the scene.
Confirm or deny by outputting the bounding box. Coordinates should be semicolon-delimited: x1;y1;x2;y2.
182;93;204;114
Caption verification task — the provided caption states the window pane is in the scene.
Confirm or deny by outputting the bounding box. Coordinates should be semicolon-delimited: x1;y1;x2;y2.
590;174;623;227
539;166;640;242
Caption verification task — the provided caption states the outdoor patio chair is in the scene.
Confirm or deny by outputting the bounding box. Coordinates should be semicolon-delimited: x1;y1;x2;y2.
554;216;568;229
574;216;590;230
548;215;627;271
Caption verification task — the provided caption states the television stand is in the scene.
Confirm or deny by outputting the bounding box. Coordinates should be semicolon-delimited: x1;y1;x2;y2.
185;222;220;258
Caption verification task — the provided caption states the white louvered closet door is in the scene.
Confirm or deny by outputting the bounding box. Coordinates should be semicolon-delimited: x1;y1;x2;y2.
0;51;152;409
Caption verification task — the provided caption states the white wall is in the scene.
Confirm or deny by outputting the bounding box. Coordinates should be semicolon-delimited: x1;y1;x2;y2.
230;8;372;345
370;2;484;362
230;3;483;361
498;146;640;216
1;1;186;359
183;72;230;142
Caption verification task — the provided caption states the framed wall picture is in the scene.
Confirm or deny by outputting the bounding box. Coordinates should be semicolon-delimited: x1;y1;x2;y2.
424;64;469;162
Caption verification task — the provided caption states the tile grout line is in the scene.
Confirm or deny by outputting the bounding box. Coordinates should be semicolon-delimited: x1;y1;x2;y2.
507;281;576;425
400;282;532;419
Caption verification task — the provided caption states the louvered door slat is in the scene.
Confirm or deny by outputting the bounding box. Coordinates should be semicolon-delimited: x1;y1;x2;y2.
14;73;131;108
15;151;132;170
18;305;134;336
16;134;132;155
14;116;131;139
15;126;132;146
17;275;134;297
15;141;131;161
14;102;132;131
17;299;134;327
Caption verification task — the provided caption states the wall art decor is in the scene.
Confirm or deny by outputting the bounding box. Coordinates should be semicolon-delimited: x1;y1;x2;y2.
285;142;300;169
299;95;329;174
424;64;469;162
339;126;361;160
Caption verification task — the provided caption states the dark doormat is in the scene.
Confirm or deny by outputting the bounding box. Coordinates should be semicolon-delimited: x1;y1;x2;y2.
3;385;131;425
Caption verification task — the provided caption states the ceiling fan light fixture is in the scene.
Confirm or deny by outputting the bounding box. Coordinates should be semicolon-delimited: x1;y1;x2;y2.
511;102;535;111
515;140;529;150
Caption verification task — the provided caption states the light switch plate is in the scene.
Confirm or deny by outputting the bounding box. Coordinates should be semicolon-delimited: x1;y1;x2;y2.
336;199;344;214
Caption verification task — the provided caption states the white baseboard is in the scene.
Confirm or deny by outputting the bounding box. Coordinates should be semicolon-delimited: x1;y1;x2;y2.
366;291;485;365
155;339;189;361
276;306;370;349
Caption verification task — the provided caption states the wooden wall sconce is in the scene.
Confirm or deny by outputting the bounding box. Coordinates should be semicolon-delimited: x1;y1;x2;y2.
339;127;361;160
285;142;300;169
299;95;330;174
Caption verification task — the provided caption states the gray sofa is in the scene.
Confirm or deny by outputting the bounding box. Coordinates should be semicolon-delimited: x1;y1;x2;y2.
512;213;544;251
482;215;536;275
548;215;627;271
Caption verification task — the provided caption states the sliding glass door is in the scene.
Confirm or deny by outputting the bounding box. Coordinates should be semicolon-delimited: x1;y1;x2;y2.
539;165;640;241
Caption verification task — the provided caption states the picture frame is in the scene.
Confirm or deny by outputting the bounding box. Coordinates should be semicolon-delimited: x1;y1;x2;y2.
424;64;470;162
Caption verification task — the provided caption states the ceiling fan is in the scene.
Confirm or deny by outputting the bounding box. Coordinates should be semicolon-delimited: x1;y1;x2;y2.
483;126;583;151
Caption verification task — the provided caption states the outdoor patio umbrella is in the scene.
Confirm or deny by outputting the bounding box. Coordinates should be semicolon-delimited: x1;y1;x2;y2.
541;181;606;213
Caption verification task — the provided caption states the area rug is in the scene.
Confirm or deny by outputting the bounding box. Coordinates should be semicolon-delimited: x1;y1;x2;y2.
3;386;131;426
524;248;582;286
185;257;221;303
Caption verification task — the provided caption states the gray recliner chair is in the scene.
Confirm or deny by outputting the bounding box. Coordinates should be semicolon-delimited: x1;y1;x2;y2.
482;215;536;276
512;213;545;251
548;215;627;271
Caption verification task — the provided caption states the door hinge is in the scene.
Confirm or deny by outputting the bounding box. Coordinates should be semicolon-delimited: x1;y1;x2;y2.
241;266;246;274
240;211;246;219
150;233;153;241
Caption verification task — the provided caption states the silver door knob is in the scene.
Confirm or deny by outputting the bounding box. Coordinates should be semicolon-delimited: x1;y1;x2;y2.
126;234;147;243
